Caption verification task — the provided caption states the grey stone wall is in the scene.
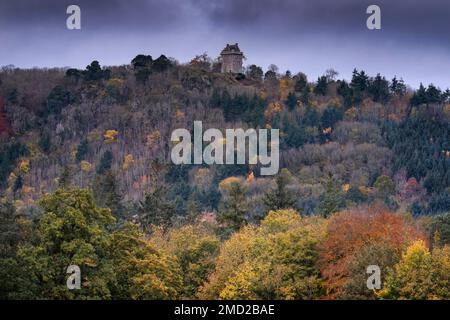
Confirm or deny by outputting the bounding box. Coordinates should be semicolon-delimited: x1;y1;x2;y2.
221;54;243;73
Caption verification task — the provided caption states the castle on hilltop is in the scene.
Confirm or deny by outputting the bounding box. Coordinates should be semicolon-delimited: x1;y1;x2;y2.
220;43;243;74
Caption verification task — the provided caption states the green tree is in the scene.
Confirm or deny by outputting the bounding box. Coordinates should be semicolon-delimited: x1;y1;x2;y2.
139;184;175;231
390;76;406;96
285;92;297;110
342;242;400;299
6;88;19;104
76;139;89;162
46;85;75;114
97;150;113;174
93;170;122;218
294;73;308;93
131;54;153;69
410;83;427;107
263;168;296;211
83;60;110;81
350;69;369;105
17;188;116;299
246;65;264;81
0;201;33;299
59;165;72;188
374;175;395;198
350;69;369;92
152;55;172;73
200;210;325;300
218;182;248;234
317;177;346;217
321;106;344;129
131;54;153;83
314;76;328;96
150;224;220;298
110;223;182;299
368;74;390;103
427;213;450;247
13;175;23;194
38;130;51;153
379;240;450;300
65;68;82;81
337;80;353;108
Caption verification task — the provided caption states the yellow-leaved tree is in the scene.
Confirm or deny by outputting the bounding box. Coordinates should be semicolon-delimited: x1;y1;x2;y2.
378;240;450;300
199;209;326;300
104;130;119;143
149;224;220;299
110;223;183;300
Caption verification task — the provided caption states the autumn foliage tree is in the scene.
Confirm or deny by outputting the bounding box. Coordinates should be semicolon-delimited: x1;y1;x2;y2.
17;189;116;299
318;205;426;299
149;224;220;298
200;209;325;300
378;240;450;300
110;223;182;300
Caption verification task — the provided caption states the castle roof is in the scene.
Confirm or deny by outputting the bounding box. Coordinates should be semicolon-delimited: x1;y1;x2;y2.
221;43;243;55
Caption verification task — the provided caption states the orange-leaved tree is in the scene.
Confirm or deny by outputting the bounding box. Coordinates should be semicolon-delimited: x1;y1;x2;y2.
318;204;426;299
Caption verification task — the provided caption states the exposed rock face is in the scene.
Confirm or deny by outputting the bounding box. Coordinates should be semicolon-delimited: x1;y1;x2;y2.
220;43;243;74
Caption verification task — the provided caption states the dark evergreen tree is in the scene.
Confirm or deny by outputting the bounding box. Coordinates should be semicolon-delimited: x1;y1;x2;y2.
6;89;18;104
0;201;31;299
38;130;51;153
337;80;353;108
152;55;172;73
321;106;344;129
368;74;390;103
317;177;346;217
410;83;427;106
350;69;369;92
131;54;153;69
0;142;28;188
46;85;75;114
58;165;72;188
285;92;297;111
390;76;406;96
97;150;113;175
428;213;450;247
75;138;89;162
263;169;296;211
65;68;82;81
247;64;264;81
425;84;443;104
218;182;248;234
93;170;122;218
294;74;308;93
12;175;23;194
139;183;175;230
350;69;369;105
314;76;328;96
82;60;110;81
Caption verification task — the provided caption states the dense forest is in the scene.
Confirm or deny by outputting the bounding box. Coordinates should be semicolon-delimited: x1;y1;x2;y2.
0;53;449;299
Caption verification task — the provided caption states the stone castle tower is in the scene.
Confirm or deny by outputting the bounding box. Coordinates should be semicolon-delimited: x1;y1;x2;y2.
220;43;243;73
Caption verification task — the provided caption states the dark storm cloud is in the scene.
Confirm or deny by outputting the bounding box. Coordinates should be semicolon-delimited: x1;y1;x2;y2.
198;0;450;43
0;0;193;31
2;0;450;39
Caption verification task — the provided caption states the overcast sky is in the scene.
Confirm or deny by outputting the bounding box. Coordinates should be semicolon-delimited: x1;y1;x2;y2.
1;0;449;88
